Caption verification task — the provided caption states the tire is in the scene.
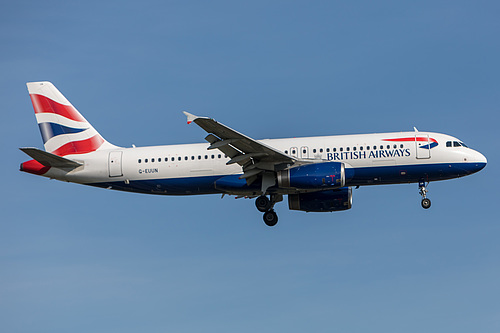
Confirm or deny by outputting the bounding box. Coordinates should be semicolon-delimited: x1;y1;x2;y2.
421;198;431;209
263;210;278;227
255;196;272;212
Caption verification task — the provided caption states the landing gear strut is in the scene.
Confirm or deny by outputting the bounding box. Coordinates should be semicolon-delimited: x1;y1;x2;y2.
256;194;282;226
419;180;431;209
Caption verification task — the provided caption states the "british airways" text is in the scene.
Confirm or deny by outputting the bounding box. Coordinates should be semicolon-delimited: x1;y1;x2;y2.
327;148;411;161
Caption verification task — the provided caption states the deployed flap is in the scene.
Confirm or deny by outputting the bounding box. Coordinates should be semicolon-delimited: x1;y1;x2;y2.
20;147;82;168
183;111;296;175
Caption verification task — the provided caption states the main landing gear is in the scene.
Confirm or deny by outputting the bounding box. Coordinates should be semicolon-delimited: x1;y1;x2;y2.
419;180;431;209
255;194;282;226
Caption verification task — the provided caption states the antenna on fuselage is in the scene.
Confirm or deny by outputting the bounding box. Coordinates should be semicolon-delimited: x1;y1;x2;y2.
413;127;419;132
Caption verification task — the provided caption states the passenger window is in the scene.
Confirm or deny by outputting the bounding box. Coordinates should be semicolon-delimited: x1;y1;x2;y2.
171;157;175;161
205;155;208;159
373;146;377;150
138;159;141;163
191;156;195;160
333;148;336;152
184;156;188;160
360;146;363;151
313;149;317;153
152;158;155;162
285;150;288;154
353;147;356;151
145;159;148;163
326;148;330;152
211;155;215;159
386;145;390;149
320;148;323;153
158;158;161;162
366;146;370;150
292;150;296;154
393;144;397;149
346;147;350;151
340;147;343;152
198;156;201;160
400;144;403;148
218;154;221;158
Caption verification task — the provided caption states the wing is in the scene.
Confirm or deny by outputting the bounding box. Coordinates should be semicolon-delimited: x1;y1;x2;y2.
183;111;298;191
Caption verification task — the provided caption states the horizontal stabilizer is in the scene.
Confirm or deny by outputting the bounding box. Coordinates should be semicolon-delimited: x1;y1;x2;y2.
19;147;82;168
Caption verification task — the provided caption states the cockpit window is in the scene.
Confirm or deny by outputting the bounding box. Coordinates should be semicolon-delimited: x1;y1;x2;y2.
447;140;469;148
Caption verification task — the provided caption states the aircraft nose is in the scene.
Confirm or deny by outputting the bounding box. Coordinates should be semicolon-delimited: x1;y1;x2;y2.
469;150;487;173
477;151;487;164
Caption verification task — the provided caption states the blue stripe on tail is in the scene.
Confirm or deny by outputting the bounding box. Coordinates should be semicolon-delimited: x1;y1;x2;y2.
38;122;87;143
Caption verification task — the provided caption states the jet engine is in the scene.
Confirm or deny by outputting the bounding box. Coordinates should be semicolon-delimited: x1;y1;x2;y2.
277;162;348;190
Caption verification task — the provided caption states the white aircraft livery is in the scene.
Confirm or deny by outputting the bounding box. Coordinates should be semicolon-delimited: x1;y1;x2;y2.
20;82;487;226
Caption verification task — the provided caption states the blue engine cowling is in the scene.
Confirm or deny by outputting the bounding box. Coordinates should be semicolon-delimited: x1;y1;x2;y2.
288;187;353;212
277;162;349;190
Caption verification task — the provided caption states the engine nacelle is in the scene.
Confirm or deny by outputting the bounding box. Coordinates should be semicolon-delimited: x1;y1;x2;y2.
277;162;346;190
288;187;353;212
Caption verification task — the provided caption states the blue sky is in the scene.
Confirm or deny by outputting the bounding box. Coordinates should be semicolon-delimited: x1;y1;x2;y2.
1;1;499;332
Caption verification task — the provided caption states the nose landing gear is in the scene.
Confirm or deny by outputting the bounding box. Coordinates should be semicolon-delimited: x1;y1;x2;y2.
255;194;282;226
419;180;431;209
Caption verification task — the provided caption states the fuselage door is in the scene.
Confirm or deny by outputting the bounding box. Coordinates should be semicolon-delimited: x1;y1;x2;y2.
109;151;123;177
415;134;431;159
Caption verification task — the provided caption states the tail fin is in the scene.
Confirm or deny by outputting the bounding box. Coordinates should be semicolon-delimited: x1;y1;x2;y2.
27;81;117;156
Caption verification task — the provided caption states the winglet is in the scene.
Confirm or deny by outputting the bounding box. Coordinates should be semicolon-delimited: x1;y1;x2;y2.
183;111;198;125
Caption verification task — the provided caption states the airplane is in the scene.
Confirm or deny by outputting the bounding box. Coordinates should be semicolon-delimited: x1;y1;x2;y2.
20;81;487;226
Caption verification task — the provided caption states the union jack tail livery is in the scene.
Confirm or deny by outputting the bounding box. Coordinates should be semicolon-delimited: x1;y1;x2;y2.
27;81;116;156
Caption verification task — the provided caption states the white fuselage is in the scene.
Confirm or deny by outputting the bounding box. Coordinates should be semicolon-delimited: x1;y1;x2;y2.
42;131;486;196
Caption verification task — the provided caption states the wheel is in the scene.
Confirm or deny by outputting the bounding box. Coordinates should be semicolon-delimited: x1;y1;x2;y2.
421;198;431;209
255;195;272;212
263;210;278;227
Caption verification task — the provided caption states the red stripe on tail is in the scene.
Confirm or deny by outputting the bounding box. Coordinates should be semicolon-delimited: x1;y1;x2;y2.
30;94;86;122
51;135;104;156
